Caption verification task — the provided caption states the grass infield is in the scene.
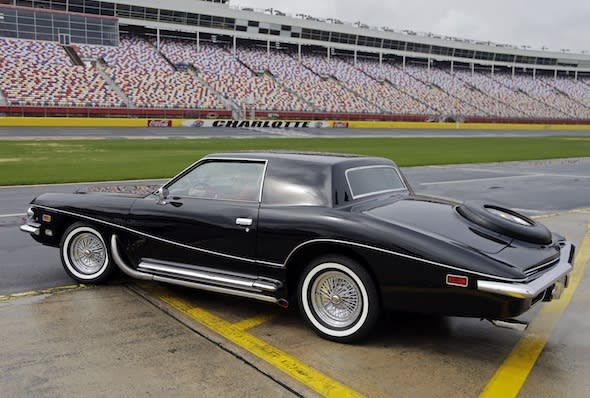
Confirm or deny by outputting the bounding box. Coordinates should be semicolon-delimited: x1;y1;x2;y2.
1;136;589;186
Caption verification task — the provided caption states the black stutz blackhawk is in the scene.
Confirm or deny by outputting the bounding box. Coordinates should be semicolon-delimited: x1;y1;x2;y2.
21;152;574;342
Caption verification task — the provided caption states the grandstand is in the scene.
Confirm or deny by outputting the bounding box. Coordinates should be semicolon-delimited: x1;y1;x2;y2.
0;0;589;122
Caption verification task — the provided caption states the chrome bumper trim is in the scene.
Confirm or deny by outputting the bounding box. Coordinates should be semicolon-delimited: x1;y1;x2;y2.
20;223;40;236
477;242;573;299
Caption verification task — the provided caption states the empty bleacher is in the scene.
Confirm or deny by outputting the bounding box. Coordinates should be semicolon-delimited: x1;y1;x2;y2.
0;38;122;107
0;35;589;120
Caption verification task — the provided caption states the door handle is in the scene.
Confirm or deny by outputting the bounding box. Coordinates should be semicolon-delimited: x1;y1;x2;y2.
236;218;253;226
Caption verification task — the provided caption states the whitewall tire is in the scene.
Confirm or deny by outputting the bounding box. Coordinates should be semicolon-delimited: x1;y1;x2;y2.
60;223;114;283
297;255;380;343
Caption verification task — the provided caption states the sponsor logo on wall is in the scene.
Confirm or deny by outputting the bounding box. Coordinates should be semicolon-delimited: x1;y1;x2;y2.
148;119;172;128
181;120;332;128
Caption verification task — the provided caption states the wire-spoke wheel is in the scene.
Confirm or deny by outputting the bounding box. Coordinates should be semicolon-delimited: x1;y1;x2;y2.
60;223;113;283
298;255;380;343
311;271;362;329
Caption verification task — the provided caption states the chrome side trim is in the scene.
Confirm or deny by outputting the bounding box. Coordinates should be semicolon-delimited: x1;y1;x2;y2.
477;242;573;298
138;261;281;293
20;223;40;236
111;235;279;304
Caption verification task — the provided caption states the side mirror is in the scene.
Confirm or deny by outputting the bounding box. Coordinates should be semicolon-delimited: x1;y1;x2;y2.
157;187;169;205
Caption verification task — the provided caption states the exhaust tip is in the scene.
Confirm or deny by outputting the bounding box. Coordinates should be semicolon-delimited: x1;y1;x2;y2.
487;318;528;332
277;298;289;308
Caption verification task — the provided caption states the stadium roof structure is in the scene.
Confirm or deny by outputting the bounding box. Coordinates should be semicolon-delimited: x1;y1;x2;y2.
3;0;590;74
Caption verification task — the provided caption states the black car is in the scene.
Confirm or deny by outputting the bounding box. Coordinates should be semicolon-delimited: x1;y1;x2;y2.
20;152;574;342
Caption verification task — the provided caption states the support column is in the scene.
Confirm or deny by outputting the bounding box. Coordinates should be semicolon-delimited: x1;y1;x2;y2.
196;31;200;52
451;60;454;74
355;50;359;67
471;62;474;76
233;36;236;56
267;40;270;56
327;47;330;61
298;43;301;61
378;52;382;68
491;64;494;76
512;65;515;78
156;28;160;51
402;55;406;70
575;70;578;80
533;68;536;79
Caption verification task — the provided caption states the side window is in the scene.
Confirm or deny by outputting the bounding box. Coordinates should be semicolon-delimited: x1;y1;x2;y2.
167;161;265;202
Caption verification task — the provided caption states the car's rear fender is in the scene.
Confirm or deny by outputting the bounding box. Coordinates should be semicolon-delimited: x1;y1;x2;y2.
284;241;383;304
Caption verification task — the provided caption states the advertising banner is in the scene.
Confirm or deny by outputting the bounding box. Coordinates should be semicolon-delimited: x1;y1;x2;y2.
181;120;332;128
147;119;173;128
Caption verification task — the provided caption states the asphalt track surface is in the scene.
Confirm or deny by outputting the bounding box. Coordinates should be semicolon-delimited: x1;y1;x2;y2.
1;126;590;139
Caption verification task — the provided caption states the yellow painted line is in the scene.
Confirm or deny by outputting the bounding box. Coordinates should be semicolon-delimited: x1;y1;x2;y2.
143;285;364;398
232;314;275;331
532;207;590;220
480;214;590;398
0;284;87;302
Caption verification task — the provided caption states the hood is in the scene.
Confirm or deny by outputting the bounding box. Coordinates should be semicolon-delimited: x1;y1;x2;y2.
31;191;140;226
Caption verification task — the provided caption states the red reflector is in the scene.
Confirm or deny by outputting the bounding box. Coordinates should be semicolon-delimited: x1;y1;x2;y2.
446;274;469;287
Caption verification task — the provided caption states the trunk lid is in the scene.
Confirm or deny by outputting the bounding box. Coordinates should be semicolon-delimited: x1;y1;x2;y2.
361;196;561;272
362;196;511;254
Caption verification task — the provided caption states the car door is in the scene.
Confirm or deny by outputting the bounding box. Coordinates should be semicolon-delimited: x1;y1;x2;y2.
126;159;266;275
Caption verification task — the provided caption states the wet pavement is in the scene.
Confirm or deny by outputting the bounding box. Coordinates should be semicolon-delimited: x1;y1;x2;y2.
1;210;588;397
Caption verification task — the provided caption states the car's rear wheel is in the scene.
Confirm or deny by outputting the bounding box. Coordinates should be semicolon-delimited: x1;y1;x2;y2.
60;223;114;283
297;255;380;343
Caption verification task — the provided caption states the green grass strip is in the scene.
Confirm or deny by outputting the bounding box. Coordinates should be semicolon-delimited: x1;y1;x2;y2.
1;136;589;186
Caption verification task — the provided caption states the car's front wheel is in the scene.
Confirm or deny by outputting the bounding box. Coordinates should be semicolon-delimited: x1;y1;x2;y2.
60;223;114;283
297;255;380;343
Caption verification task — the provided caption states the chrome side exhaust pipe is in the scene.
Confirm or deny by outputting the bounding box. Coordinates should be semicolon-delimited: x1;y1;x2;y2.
111;235;284;306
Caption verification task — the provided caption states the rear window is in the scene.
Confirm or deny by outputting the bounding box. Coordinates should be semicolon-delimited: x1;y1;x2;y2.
346;166;406;199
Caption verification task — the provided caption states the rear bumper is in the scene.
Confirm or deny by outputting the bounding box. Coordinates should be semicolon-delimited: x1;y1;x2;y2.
477;241;574;299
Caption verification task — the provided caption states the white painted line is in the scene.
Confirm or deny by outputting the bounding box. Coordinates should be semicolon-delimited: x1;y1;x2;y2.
536;173;590;179
452;167;536;175
455;167;590;179
0;213;24;218
420;173;545;186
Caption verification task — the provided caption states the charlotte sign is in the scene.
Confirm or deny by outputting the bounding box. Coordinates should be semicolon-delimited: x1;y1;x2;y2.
181;120;332;128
